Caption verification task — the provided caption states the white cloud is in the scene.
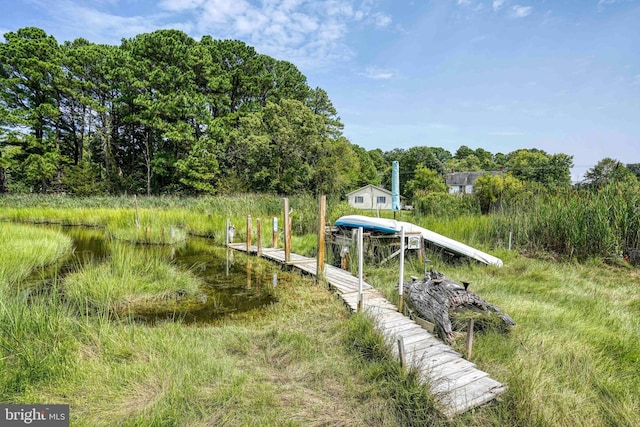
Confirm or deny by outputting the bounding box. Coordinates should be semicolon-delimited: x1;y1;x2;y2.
511;5;533;18
31;0;162;42
15;0;392;70
632;74;640;86
158;0;205;12
361;67;394;80
493;0;506;12
372;12;392;29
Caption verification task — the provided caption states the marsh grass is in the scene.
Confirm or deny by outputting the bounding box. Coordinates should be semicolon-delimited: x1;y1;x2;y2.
0;223;73;290
63;242;201;313
16;262;414;426
3;195;640;425
0;290;78;398
367;253;640;426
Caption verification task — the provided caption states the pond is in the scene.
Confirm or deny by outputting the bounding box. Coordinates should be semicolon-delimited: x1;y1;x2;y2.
30;226;284;324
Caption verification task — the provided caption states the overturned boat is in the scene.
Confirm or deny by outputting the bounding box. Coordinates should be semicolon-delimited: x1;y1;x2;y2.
334;215;503;267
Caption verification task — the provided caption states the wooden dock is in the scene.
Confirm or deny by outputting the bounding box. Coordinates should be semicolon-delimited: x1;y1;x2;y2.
228;243;506;416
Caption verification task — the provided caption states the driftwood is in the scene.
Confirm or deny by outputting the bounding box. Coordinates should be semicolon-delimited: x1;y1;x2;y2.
403;270;515;343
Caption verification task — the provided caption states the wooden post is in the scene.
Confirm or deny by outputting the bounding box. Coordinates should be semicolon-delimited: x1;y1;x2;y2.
398;337;406;369
398;227;405;313
466;318;475;359
357;227;364;313
272;217;278;248
256;218;262;257
225;218;230;247
283;198;290;263
340;247;349;270
316;195;326;282
287;217;292;259
246;215;252;253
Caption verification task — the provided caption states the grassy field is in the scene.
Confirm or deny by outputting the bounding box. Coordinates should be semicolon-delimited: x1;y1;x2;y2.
1;195;639;426
367;250;640;426
0;218;440;426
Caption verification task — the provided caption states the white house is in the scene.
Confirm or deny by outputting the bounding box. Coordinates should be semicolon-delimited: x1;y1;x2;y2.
446;172;487;194
346;184;402;210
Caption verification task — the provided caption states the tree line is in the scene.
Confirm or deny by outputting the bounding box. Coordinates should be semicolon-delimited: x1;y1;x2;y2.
0;27;376;196
1;27;637;199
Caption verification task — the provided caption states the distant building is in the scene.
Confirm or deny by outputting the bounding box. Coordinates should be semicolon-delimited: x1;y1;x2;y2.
346;184;403;210
446;172;498;194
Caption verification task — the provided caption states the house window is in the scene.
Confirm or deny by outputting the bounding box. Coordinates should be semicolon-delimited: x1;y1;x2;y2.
376;196;386;204
355;196;364;204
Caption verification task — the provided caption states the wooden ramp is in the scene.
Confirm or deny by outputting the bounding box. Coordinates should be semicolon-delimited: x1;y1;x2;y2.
228;243;506;416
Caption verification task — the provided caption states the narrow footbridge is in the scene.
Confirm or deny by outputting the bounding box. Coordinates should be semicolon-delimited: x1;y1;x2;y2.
228;244;506;416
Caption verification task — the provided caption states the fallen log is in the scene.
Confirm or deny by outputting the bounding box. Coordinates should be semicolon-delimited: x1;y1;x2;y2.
403;270;515;343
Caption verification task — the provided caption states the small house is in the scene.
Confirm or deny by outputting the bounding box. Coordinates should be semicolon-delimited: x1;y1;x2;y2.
446;172;488;194
346;184;402;210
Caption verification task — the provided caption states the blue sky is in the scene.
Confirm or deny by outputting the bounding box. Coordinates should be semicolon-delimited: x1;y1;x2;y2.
1;0;639;180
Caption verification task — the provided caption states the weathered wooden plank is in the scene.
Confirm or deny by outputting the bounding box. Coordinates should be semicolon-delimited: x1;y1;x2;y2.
439;377;506;416
382;322;425;336
373;318;408;330
401;330;440;346
430;365;487;388
414;352;461;370
410;343;463;361
374;312;410;326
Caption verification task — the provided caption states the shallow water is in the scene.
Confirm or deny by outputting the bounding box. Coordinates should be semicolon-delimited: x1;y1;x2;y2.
33;226;282;323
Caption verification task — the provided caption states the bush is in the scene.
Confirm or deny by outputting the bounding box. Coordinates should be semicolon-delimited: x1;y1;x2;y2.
413;191;480;217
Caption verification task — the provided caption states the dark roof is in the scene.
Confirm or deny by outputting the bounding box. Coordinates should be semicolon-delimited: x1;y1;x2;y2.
446;171;499;186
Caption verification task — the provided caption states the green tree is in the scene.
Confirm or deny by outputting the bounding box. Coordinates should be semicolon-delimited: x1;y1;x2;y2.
405;165;447;199
384;147;446;194
226;99;321;194
627;163;640;180
454;145;475;159
368;148;389;187
352;145;380;187
0;27;62;191
307;87;343;138
584;158;638;189
506;149;572;189
446;155;483;172
474;173;523;213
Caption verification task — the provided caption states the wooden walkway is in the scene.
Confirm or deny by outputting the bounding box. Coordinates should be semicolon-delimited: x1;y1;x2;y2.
228;243;506;416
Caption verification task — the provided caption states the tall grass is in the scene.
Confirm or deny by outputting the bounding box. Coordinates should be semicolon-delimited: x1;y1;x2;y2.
3;194;640;425
0;223;72;290
63;242;201;313
366;253;640;426
413;184;640;262
487;185;640;260
0;290;78;398
0;225;77;399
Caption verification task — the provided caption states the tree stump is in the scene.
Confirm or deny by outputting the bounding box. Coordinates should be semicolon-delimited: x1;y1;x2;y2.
403;270;515;343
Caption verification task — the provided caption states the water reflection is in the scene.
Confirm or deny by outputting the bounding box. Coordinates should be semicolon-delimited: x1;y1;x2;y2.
33;226;282;324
